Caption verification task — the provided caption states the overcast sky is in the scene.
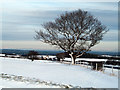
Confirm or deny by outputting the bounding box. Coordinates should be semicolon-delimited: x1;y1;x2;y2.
1;0;119;52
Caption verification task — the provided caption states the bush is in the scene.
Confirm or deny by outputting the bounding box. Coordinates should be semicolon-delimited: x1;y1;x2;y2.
27;51;38;61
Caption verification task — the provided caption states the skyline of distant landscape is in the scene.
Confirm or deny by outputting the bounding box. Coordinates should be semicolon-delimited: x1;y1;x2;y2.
1;1;118;52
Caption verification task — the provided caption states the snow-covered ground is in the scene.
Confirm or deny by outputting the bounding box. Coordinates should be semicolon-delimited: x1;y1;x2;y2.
64;58;119;76
0;78;61;88
0;57;118;88
0;73;67;88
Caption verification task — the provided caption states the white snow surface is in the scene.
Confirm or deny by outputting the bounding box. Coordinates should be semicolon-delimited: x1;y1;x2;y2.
0;54;5;57
0;57;118;88
0;78;60;88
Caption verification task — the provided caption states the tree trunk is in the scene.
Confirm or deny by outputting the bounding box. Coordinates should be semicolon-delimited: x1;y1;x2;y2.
69;52;76;64
71;56;76;64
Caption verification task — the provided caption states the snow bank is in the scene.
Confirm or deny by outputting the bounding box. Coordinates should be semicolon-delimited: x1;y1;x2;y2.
64;58;107;62
0;54;5;57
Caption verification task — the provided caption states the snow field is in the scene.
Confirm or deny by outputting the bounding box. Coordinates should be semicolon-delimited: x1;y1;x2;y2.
0;73;71;88
0;57;118;88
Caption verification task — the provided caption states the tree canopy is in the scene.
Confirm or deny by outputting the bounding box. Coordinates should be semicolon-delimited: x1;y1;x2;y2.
35;9;108;64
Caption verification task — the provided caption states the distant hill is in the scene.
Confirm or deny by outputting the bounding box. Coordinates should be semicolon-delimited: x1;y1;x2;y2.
0;49;63;55
0;49;119;56
88;51;119;56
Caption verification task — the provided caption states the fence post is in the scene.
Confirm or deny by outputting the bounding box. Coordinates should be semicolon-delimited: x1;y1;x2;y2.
103;63;104;73
82;62;84;67
87;62;88;68
96;63;98;71
91;62;92;70
112;65;114;75
83;62;85;67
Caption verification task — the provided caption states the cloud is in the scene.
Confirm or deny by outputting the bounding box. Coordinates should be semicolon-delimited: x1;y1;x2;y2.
91;41;118;52
2;40;59;50
2;9;118;41
1;40;118;52
89;9;118;30
2;1;118;53
103;30;118;41
2;0;119;3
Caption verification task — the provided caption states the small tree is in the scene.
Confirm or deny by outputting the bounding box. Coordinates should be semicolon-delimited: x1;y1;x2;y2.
35;9;108;64
28;51;38;61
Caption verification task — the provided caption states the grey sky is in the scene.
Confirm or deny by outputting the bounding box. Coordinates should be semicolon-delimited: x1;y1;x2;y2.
1;1;118;51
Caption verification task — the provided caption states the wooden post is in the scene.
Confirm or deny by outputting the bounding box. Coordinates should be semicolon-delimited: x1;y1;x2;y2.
91;62;92;70
112;65;113;74
80;61;81;65
96;63;98;71
87;62;88;68
82;62;84;67
83;62;85;67
103;63;104;73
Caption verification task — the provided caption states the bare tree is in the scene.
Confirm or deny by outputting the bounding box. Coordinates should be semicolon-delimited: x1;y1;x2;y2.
35;9;108;64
